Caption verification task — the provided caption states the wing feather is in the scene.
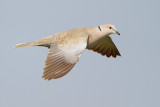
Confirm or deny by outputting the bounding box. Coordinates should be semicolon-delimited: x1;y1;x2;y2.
42;41;86;80
87;36;121;58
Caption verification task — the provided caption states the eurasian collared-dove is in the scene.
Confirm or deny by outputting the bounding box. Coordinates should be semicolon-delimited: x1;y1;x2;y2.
14;24;121;80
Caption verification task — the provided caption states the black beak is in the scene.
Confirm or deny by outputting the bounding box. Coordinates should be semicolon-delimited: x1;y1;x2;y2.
116;31;120;35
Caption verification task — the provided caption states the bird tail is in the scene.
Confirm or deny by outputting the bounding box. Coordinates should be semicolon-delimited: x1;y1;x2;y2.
13;35;54;48
13;41;40;48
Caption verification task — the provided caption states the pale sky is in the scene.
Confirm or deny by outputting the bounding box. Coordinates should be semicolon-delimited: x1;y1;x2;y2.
0;0;160;107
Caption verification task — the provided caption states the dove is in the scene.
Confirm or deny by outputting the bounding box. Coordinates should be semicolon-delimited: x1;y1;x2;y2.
14;24;121;80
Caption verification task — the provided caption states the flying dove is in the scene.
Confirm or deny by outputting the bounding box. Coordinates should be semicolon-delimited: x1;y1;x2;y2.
14;24;121;80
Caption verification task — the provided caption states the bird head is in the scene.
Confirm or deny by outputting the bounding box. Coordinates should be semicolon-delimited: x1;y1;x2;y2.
99;24;120;36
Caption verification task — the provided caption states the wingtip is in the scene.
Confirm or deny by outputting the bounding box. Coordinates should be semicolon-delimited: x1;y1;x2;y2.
43;77;52;81
42;75;52;81
114;53;121;58
118;52;121;57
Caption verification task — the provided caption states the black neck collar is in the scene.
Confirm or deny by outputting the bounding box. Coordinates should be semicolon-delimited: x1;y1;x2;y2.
98;26;102;32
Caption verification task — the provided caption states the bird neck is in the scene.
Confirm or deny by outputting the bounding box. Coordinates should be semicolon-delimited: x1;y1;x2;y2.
87;27;109;45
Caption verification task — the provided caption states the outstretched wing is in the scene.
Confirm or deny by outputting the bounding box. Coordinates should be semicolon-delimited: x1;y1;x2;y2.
42;42;87;80
87;36;121;58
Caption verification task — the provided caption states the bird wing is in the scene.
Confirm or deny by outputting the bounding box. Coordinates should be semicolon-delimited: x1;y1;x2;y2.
42;42;87;80
87;36;121;58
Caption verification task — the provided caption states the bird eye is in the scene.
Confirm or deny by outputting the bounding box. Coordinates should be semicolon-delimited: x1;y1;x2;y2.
109;27;112;29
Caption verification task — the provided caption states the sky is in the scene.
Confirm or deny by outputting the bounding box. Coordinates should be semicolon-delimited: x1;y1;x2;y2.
0;0;160;107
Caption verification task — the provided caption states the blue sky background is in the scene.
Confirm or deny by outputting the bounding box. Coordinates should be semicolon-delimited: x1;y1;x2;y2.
1;0;160;107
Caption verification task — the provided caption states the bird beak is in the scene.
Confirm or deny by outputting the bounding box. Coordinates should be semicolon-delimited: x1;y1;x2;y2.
115;31;120;35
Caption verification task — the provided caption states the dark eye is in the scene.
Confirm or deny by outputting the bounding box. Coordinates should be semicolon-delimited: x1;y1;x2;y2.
109;27;112;29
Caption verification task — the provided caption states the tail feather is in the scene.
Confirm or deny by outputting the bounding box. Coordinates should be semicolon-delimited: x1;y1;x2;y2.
14;35;54;48
13;42;37;48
